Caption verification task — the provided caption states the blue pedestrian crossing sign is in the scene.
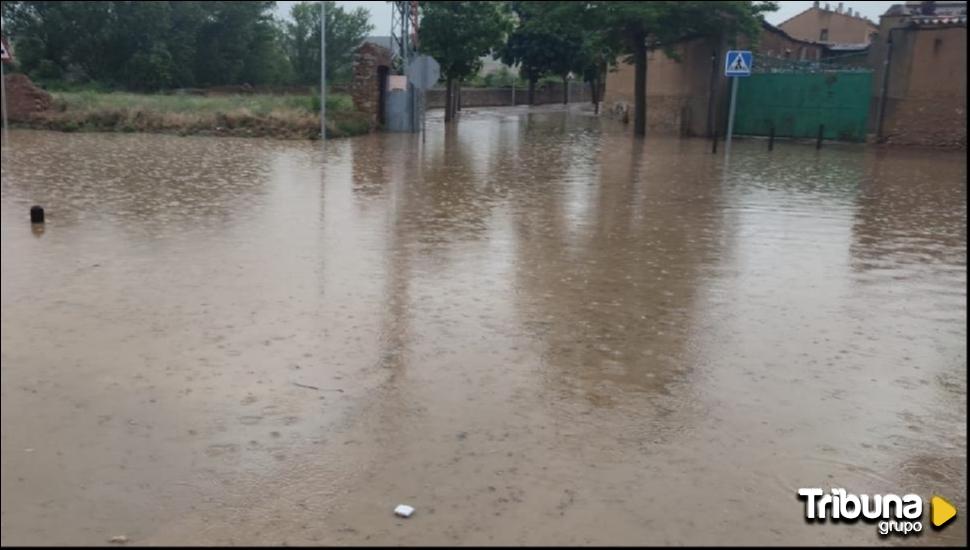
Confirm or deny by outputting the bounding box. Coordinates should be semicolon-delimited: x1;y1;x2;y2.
724;50;753;77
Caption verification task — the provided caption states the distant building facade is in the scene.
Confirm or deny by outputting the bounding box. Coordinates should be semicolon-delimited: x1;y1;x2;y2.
779;1;879;45
868;1;967;147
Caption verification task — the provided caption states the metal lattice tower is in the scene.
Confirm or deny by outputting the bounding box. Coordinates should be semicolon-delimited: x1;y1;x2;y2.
390;1;419;70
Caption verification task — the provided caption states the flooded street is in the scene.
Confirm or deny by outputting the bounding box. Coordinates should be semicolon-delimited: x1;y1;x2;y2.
1;105;966;545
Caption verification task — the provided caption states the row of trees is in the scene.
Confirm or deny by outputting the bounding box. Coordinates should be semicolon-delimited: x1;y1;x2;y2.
2;1;775;136
0;1;372;90
419;1;776;133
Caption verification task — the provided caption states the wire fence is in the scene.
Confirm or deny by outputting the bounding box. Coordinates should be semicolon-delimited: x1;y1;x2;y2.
754;52;873;74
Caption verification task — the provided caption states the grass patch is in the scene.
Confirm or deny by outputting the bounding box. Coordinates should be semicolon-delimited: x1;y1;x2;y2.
27;91;371;140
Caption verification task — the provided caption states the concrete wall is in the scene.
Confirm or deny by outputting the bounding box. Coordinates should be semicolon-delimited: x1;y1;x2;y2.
780;6;877;44
425;81;593;109
868;18;967;148
602;37;717;136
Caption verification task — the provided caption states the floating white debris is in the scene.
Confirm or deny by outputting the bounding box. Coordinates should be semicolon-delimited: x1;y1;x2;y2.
394;504;415;518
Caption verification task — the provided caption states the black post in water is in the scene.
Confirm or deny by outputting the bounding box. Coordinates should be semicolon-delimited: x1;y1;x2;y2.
816;124;824;149
712;129;718;154
768;125;775;151
30;206;45;224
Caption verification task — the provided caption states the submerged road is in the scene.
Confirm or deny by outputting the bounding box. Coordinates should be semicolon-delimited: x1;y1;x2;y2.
1;105;966;545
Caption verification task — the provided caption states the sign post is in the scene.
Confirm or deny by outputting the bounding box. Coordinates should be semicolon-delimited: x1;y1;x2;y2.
320;2;326;142
1;36;14;148
724;50;752;153
405;55;440;136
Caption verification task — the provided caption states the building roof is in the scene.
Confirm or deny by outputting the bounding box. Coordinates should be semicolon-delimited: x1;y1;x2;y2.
762;19;824;47
778;4;878;30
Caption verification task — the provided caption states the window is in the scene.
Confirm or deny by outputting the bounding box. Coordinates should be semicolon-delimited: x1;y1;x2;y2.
819;28;829;41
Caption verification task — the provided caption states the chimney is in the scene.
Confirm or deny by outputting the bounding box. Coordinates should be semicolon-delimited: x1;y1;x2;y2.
837;2;844;14
813;1;820;7
825;3;831;11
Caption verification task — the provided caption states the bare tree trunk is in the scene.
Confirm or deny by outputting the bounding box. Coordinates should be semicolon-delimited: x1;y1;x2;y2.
452;81;459;118
528;76;536;105
457;80;462;112
445;77;454;122
562;76;568;104
633;33;647;137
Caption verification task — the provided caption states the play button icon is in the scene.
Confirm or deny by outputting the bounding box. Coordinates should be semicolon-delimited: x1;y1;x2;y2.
931;496;957;528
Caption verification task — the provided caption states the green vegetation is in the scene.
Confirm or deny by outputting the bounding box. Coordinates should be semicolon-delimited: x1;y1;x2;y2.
21;91;369;139
287;1;372;86
418;1;513;121
593;1;775;136
500;2;585;105
2;0;776;139
1;1;375;139
419;1;774;134
1;1;372;90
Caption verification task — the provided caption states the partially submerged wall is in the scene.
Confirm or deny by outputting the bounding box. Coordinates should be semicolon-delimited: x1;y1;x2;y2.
425;82;592;109
602;23;826;137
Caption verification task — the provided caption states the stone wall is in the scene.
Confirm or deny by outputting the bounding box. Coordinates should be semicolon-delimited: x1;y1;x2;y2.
351;42;393;126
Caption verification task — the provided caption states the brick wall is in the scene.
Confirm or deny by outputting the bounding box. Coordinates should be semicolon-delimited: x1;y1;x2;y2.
351;42;393;126
603;23;826;137
869;21;967;148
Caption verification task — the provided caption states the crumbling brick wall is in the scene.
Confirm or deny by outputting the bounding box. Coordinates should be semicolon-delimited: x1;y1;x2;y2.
2;73;53;122
351;42;393;126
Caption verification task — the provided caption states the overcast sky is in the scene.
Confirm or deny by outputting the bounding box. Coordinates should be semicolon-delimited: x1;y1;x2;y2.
274;1;899;36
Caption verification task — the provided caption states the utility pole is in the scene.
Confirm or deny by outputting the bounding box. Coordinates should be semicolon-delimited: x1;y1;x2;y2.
320;1;326;141
725;76;738;154
1;58;8;148
1;34;11;148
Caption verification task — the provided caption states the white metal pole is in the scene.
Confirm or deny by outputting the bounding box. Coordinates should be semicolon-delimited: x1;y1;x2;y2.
320;1;326;141
725;76;738;154
1;60;9;148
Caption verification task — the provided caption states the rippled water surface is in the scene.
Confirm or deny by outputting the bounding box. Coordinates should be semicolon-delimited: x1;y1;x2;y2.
1;106;966;545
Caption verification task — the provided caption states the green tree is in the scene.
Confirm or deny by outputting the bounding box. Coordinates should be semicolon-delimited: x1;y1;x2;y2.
573;31;614;114
593;1;774;136
3;1;116;85
419;1;512;121
499;2;554;105
3;1;292;90
286;1;372;87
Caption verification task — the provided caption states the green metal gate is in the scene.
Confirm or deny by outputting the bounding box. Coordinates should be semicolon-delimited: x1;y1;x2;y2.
734;70;872;142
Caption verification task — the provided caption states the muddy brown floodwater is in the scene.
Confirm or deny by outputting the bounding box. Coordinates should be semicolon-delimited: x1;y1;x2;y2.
1;105;966;546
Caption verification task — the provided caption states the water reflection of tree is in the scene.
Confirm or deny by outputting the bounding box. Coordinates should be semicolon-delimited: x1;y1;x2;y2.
507;131;725;412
